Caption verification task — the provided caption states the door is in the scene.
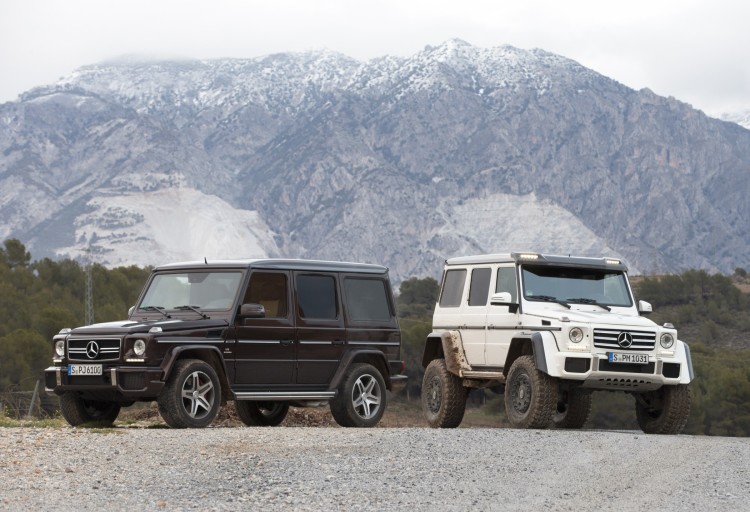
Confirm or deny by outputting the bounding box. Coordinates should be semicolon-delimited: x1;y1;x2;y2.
459;267;492;366
233;270;295;386
485;265;520;367
294;272;346;386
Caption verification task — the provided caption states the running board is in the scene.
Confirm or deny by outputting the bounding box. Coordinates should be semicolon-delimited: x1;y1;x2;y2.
460;370;505;380
233;391;336;401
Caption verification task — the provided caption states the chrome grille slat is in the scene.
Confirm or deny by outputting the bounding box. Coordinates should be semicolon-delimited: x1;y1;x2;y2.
67;337;122;362
593;329;655;351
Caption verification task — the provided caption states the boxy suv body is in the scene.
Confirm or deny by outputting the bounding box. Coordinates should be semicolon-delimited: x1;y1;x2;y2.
46;259;405;428
421;252;693;434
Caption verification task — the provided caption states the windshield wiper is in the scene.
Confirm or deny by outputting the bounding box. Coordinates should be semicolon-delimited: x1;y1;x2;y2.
566;298;611;311
175;305;209;319
529;295;571;309
138;306;171;318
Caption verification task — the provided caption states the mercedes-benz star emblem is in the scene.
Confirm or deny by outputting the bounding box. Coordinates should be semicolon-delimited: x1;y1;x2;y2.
85;341;100;359
617;332;633;348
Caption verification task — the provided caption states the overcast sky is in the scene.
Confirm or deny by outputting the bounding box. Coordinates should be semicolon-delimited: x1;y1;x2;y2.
1;0;748;116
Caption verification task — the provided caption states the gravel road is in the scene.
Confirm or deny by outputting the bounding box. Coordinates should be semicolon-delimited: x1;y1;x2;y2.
2;427;749;511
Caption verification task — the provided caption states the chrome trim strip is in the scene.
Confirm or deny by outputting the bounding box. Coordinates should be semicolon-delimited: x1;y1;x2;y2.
236;340;281;344
298;341;333;345
233;391;335;401
157;338;224;343
347;341;401;346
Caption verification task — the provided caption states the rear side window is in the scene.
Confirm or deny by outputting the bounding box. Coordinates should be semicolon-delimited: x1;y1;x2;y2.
296;274;338;319
343;278;392;322
439;269;467;307
468;268;492;306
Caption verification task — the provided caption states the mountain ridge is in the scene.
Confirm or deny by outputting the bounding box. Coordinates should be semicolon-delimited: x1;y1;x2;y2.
1;40;749;280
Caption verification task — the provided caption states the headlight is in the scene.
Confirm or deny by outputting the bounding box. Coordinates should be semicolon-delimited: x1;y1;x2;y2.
134;339;146;356
55;340;65;357
660;333;674;349
569;327;584;343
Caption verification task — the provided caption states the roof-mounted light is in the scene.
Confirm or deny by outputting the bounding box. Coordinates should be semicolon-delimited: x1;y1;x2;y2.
605;258;621;265
516;253;540;260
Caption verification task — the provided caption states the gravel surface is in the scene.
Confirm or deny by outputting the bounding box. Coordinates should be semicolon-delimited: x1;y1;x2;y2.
2;427;750;511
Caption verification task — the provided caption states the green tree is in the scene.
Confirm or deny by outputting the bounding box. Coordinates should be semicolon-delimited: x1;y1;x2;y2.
0;329;49;390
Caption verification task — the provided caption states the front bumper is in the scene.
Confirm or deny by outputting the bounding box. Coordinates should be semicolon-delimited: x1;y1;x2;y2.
44;365;165;399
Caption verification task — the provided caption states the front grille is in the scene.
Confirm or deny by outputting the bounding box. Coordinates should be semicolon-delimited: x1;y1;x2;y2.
593;329;656;351
67;337;122;362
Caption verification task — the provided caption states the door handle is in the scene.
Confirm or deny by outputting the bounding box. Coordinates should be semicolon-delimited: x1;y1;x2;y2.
332;339;346;345
280;339;294;346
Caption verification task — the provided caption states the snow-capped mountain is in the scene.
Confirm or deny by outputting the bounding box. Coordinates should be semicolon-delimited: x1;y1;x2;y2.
2;39;750;280
721;109;750;129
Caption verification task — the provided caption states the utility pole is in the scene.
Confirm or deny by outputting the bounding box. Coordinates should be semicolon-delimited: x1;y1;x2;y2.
85;249;94;325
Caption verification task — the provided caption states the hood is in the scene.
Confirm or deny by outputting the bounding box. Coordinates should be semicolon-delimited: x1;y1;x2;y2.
70;317;229;335
526;307;659;329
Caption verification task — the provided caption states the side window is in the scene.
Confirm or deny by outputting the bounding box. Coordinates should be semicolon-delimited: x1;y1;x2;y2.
343;278;392;322
296;274;338;319
468;267;492;306
245;272;289;318
439;269;467;307
496;266;518;303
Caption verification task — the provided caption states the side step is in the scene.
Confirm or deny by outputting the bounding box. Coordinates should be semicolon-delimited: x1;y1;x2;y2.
233;391;335;401
460;370;505;380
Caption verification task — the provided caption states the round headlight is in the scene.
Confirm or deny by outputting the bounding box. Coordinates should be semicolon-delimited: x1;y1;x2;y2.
55;340;65;357
660;333;674;349
134;339;146;356
569;327;584;343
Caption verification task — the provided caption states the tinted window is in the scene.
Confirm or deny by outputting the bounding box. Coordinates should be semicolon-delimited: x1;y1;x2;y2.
439;269;467;307
468;268;492;306
344;278;392;322
296;274;338;319
496;266;518;303
245;272;289;318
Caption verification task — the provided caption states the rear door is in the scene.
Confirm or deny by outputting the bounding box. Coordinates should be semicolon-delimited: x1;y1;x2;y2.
294;271;346;386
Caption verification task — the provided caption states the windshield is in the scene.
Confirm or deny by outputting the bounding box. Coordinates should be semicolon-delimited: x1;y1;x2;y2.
138;271;243;311
520;265;633;307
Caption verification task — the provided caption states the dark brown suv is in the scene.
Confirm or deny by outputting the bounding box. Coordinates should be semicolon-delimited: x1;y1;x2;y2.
45;259;405;428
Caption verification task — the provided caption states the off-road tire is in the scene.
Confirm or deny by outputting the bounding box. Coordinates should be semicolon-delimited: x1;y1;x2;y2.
59;393;121;427
635;384;692;435
504;355;558;429
157;359;221;428
330;363;386;428
235;401;290;426
553;387;593;429
421;358;468;428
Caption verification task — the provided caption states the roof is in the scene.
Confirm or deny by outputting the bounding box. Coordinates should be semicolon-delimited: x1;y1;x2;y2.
445;252;628;271
153;258;389;275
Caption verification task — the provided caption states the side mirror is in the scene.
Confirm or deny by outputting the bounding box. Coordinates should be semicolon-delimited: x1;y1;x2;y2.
239;303;266;320
490;292;515;306
638;300;653;314
128;306;135;317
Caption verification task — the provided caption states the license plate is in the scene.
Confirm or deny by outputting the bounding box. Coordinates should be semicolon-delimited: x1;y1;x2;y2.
68;364;103;376
608;352;649;364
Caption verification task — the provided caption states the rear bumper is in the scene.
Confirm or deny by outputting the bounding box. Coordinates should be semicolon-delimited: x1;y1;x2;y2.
44;365;165;400
389;374;408;393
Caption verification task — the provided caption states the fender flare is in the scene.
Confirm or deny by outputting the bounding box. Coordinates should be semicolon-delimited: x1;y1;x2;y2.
329;349;391;390
422;331;471;376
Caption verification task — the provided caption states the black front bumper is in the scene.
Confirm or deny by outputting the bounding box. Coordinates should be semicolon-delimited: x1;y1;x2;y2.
44;365;165;400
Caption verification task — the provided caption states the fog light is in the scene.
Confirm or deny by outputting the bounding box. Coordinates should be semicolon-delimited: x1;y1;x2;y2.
569;327;584;343
660;333;674;349
134;339;146;356
55;340;65;357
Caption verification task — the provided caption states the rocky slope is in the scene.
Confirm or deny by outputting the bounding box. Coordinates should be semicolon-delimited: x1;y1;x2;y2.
1;39;749;280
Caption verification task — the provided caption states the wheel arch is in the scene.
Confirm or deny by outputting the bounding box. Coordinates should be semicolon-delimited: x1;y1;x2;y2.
161;346;231;403
503;332;552;377
330;349;391;390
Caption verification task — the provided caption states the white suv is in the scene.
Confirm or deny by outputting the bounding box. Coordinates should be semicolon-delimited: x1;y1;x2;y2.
421;252;693;434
